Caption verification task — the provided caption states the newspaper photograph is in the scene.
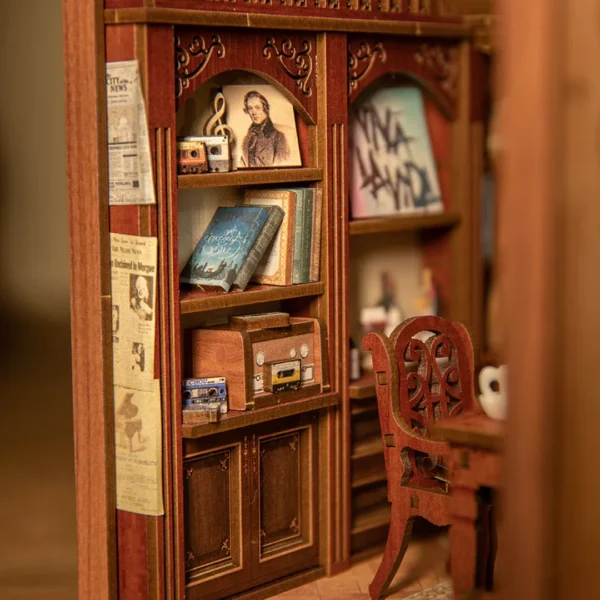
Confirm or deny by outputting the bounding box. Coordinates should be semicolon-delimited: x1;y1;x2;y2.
106;60;155;205
114;381;164;516
110;233;158;393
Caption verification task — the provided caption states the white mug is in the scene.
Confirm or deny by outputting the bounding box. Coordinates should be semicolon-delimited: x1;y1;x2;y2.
478;365;508;420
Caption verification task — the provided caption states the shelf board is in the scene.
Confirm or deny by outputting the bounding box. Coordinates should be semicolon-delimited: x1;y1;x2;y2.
180;282;325;314
182;392;339;439
351;471;388;490
178;167;323;189
351;435;383;460
349;372;376;400
351;503;391;535
351;402;378;417
349;210;461;236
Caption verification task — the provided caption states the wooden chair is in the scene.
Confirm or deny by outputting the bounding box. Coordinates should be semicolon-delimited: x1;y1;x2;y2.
363;315;481;599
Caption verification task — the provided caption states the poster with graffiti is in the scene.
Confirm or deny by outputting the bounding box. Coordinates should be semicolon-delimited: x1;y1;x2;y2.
350;86;443;219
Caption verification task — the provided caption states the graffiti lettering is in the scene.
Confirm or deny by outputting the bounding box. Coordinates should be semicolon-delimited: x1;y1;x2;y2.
354;102;438;210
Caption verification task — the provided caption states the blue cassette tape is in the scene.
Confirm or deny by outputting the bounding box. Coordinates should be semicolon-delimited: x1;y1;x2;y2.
182;377;227;412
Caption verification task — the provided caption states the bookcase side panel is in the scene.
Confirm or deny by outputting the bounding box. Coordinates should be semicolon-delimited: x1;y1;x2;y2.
450;41;480;345
139;23;180;600
106;22;173;600
64;0;117;598
317;31;351;573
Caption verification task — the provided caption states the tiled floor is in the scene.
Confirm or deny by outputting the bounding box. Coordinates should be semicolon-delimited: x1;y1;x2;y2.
272;532;451;600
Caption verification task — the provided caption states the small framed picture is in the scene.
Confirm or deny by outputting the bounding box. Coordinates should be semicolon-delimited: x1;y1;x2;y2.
222;84;302;169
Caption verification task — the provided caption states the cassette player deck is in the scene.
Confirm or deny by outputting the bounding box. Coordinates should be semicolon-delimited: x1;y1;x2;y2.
191;313;330;411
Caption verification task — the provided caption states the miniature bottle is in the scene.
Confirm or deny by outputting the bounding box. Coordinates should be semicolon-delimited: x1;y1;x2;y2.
349;337;361;381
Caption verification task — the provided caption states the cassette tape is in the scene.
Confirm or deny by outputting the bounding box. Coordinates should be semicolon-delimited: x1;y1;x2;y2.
182;402;221;424
176;138;209;175
182;377;227;413
180;135;231;173
263;359;301;394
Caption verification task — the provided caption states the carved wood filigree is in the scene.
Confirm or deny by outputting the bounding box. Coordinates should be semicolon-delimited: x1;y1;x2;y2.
289;517;299;532
175;34;226;98
414;44;459;98
184;466;194;480
360;0;372;9
348;41;387;94
263;38;314;97
401;333;465;436
221;538;231;555
288;436;298;451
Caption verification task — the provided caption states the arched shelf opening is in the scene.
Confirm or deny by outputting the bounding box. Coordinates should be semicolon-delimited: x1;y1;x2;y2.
177;69;315;171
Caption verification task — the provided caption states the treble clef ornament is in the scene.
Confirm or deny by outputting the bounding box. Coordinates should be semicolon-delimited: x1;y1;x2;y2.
203;91;235;142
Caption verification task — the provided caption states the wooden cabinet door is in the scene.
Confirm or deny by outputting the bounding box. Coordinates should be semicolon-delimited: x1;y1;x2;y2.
250;414;320;585
183;436;252;600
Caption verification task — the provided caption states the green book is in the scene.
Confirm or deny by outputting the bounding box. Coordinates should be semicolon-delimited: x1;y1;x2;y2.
300;188;314;283
290;189;304;284
285;188;314;284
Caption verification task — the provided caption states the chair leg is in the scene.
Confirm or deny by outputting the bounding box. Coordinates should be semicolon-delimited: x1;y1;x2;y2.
369;510;414;600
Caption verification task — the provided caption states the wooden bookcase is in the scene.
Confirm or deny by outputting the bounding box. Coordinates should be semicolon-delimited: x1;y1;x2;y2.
64;1;484;599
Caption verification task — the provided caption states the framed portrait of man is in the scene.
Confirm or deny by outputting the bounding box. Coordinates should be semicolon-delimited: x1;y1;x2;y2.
222;84;302;169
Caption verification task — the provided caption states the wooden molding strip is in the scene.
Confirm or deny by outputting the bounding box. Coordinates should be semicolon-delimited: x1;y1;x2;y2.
182;392;339;439
349;210;461;236
180;282;325;314
105;8;473;38
178;168;323;190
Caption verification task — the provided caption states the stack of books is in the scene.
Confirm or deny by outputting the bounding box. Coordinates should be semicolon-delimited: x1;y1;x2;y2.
180;187;323;292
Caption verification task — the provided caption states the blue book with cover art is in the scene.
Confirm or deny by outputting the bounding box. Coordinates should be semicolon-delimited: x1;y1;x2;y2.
180;205;275;292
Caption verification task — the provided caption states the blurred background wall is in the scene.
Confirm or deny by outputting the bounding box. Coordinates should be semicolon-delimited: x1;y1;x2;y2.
0;1;77;598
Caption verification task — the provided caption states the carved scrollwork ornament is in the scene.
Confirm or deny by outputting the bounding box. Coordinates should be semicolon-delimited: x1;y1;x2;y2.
348;41;387;94
175;34;226;98
263;38;314;97
290;517;299;532
221;538;231;555
414;44;459;98
184;466;194;480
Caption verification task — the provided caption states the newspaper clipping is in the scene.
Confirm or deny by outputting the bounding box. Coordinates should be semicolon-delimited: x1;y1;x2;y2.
114;381;164;516
111;233;163;515
106;60;155;205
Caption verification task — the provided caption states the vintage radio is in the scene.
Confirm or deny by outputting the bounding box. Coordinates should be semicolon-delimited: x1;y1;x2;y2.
176;138;209;175
190;312;330;410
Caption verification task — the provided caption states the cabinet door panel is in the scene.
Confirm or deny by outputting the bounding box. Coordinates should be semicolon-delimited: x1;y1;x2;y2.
184;441;251;599
252;416;319;582
259;431;305;555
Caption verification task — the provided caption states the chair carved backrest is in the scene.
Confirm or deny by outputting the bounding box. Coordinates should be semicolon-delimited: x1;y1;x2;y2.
365;315;478;492
393;316;477;439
